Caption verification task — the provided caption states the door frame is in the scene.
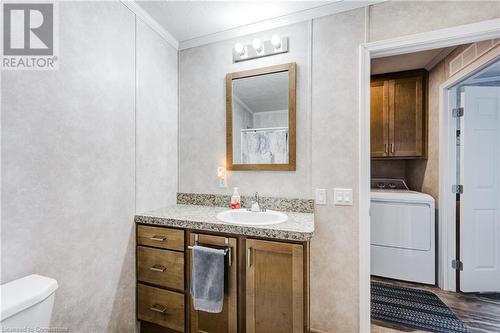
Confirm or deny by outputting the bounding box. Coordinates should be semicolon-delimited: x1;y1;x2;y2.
439;50;500;293
358;18;500;332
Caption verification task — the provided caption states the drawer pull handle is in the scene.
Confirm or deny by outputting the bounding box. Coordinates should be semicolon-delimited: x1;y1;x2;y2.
150;235;166;241
150;304;167;314
150;264;166;272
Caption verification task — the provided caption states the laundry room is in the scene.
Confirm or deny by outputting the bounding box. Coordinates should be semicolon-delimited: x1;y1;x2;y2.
369;39;500;332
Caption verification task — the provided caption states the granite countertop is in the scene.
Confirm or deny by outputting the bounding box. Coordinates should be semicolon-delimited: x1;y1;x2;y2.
135;204;314;241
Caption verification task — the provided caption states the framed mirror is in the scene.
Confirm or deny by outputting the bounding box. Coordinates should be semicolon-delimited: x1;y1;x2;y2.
226;63;296;171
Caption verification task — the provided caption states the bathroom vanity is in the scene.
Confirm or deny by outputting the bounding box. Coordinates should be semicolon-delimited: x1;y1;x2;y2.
134;195;314;333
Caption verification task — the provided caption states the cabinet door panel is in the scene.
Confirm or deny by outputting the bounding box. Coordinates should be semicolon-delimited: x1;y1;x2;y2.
370;80;389;157
389;76;424;157
189;233;237;333
246;239;304;333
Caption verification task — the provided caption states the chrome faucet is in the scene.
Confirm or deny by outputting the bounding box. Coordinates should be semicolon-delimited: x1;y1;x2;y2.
249;192;266;212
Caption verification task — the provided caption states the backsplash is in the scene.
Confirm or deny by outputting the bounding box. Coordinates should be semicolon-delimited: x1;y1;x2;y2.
177;192;314;213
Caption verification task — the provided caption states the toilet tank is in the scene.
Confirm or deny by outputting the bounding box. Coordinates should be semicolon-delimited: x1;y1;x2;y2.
1;274;58;330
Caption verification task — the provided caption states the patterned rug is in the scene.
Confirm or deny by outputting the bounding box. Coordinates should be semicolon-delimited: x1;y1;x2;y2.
371;281;471;333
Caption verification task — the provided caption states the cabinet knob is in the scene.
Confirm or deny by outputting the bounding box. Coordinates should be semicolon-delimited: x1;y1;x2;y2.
384;143;388;155
390;143;394;154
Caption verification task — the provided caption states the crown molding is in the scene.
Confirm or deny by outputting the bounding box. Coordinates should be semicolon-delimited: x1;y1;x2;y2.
179;0;384;50
121;0;179;50
233;95;254;114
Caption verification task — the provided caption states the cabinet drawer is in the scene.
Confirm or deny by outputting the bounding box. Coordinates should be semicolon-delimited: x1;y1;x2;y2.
137;246;184;290
137;284;185;332
137;225;184;251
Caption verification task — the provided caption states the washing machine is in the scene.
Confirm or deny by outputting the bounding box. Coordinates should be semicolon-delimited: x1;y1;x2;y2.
371;178;436;284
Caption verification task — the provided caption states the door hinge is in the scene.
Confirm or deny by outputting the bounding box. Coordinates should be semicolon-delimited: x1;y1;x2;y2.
452;259;463;271
452;184;463;194
452;107;464;118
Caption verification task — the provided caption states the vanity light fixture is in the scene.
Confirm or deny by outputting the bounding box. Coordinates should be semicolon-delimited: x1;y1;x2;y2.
233;36;289;63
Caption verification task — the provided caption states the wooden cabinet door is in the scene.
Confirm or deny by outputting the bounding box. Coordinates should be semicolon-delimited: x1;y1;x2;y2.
389;75;425;158
246;239;304;333
189;233;237;333
370;80;390;157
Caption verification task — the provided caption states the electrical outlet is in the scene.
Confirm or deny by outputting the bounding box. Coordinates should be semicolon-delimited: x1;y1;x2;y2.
217;166;227;188
334;188;353;206
315;189;327;205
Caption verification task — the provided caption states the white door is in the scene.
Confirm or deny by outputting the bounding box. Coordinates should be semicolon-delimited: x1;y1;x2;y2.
460;86;500;292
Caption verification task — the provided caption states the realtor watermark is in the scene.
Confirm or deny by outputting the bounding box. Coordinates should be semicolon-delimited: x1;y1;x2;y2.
1;327;69;332
2;1;58;70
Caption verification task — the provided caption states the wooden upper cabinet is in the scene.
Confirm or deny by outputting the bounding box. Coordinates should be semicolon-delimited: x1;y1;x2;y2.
370;80;390;157
371;70;427;159
246;239;304;333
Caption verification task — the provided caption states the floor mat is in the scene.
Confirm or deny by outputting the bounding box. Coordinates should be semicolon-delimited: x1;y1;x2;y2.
371;281;471;333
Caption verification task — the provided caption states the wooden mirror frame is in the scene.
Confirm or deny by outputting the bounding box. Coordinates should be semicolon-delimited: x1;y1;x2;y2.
226;62;296;171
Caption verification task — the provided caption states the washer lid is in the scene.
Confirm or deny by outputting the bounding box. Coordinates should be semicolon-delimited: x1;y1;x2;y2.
0;274;58;321
371;190;435;204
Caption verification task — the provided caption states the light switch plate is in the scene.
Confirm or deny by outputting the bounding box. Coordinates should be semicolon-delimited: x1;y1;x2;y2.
334;188;353;206
315;189;327;205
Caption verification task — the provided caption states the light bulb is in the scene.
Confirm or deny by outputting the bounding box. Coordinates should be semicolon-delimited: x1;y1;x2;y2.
234;42;245;56
271;35;281;49
234;43;245;56
252;38;263;52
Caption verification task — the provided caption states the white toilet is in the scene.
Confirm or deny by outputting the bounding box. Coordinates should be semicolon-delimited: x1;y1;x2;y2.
1;274;58;329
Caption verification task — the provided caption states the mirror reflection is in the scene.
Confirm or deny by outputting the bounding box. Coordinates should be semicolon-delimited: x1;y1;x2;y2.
232;71;289;165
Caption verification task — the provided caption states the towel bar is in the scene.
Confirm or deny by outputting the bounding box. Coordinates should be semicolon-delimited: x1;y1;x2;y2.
188;234;232;267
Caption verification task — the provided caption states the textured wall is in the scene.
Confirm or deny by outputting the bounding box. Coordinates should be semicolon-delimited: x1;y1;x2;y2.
369;1;500;42
406;61;444;202
253;110;288;128
310;9;366;332
1;2;177;332
136;19;178;213
178;21;311;198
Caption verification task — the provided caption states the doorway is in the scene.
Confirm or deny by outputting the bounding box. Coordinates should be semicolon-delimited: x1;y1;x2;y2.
369;53;500;333
359;20;500;333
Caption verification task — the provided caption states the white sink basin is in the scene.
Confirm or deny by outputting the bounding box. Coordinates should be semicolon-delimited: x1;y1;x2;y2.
216;209;288;225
